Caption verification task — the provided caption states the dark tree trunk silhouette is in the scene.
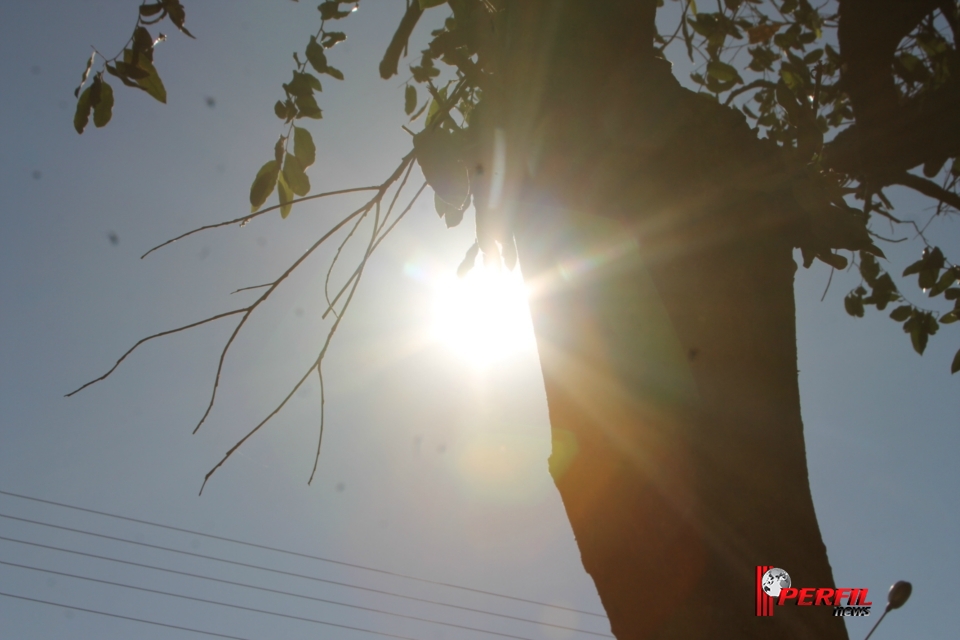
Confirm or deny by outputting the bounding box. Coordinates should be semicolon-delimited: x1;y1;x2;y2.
485;2;854;637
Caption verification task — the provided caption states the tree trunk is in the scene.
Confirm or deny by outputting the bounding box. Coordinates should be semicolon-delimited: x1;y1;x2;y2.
515;209;846;640
490;2;849;638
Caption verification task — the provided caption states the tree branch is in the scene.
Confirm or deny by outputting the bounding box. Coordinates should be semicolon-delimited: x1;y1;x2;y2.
379;1;423;79
891;172;960;212
64;308;248;397
140;186;380;259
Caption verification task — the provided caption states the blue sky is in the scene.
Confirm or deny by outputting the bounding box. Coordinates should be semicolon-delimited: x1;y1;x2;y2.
0;2;957;639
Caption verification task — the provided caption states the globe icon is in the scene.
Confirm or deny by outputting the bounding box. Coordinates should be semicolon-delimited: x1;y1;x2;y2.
761;568;791;598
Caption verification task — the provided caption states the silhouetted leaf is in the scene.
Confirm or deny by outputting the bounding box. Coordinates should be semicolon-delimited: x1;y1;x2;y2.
707;60;741;83
123;49;166;103
92;80;114;128
321;32;346;48
324;66;344;80
75;52;96;98
293;126;316;168
405;85;417;115
132;26;154;62
930;268;958;296
164;0;195;38
277;171;294;219
73;86;94;134
415;128;469;209
318;1;351;20
294;93;323;119
889;305;912;322
819;252;848;270
952;348;960;374
249;160;280;212
306;36;328;74
940;310;958;324
844;292;864;317
282;155;310;196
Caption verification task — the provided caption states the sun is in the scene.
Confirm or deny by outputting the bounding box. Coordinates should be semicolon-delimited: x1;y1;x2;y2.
430;263;537;368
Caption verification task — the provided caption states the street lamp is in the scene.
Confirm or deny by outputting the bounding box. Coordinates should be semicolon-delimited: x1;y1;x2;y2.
863;581;912;640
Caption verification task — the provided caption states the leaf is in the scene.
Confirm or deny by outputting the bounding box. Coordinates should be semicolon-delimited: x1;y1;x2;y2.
910;324;928;354
164;0;195;38
123;49;166;103
940;311;958;324
930;268;958;297
706;60;742;84
305;36;328;74
843;293;864;317
457;242;479;278
294;92;323;119
321;32;346;48
952;348;960;374
414;128;469;209
249;160;280;212
132;26;154;61
73;86;94;134
405;85;417;115
284;71;322;98
818;252;848;270
93;80;114;128
889;305;912;322
902;259;924;277
75;51;96;98
293;126;316;168
419;0;447;8
324;66;344;81
282;155;311;196
318;1;352;20
277;171;294;219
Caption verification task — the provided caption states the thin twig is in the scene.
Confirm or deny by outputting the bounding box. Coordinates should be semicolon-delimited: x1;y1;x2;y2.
230;283;272;294
322;182;427;320
140;186;380;259
820;267;835;302
190;154;415;434
64;308;249;397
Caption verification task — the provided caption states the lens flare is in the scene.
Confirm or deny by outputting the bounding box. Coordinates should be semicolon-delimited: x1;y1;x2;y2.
430;263;536;367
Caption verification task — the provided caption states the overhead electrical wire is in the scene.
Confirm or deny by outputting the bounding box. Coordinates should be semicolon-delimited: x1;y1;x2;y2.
0;534;609;638
0;488;607;618
0;560;462;640
0;591;254;640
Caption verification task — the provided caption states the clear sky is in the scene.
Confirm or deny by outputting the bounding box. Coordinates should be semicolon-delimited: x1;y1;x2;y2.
0;2;957;639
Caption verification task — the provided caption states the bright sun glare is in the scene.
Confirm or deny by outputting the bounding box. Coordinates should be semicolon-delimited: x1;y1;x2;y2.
430;264;537;367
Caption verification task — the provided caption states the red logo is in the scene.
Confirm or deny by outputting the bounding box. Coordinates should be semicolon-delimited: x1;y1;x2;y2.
755;566;872;617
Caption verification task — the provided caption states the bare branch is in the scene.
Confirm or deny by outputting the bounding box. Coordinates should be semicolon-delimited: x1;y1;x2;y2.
230;283;272;294
193;154;414;434
64;308;248;397
323;182;427;320
140;186;380;259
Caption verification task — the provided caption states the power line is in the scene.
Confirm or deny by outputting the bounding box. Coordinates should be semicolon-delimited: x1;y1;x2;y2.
0;488;607;618
0;534;609;638
0;560;444;640
0;591;253;640
0;515;612;638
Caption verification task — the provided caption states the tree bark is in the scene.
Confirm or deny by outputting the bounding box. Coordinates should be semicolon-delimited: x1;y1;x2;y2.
488;2;849;638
